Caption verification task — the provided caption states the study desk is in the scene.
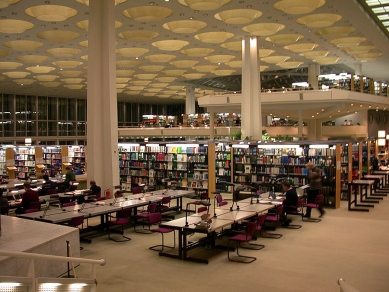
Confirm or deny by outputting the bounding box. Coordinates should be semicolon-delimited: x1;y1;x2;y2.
373;170;389;186
0;179;45;190
363;174;388;196
238;203;277;214
347;180;377;212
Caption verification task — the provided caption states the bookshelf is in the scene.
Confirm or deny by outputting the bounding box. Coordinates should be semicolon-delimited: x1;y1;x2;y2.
215;143;232;192
68;146;86;169
0;148;6;175
14;146;35;179
42;146;62;176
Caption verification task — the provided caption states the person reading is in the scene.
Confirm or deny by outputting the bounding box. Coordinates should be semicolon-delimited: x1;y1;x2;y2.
90;180;101;199
64;166;76;190
15;182;39;214
279;182;298;227
39;175;56;196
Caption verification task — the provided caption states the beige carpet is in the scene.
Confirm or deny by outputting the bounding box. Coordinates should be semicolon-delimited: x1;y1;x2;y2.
74;197;389;292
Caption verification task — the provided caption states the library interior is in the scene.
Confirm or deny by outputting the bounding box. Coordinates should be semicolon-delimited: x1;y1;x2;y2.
1;0;389;292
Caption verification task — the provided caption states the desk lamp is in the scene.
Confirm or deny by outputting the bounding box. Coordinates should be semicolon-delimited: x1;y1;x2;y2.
212;190;221;218
78;195;89;212
250;181;264;204
40;202;50;218
185;200;211;227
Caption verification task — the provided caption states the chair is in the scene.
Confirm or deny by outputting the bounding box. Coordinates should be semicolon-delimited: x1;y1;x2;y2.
303;194;324;222
63;201;76;207
157;196;171;213
24;208;39;214
132;187;142;194
70;215;86;249
227;222;260;263
28;201;41;211
47;188;57;195
134;203;158;233
108;209;132;242
197;206;208;213
215;193;228;207
264;205;284;239
253;213;267;240
59;196;72;207
284;199;304;229
95;192;101;200
192;192;210;212
148;213;175;252
48;194;60;206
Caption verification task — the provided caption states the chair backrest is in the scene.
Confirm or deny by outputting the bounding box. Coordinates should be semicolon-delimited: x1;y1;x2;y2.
256;213;266;226
316;194;324;205
296;199;304;210
47;189;57;195
97;196;106;201
148;212;162;224
28;201;41;211
161;196;171;205
276;205;284;218
95;192;101;199
197;206;208;213
70;215;84;228
216;194;228;206
63;202;76;207
132;187;142;194
147;203;157;213
246;222;256;237
116;208;132;219
25;209;39;214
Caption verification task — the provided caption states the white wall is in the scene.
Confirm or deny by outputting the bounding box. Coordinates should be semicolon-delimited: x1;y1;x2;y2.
333;111;367;126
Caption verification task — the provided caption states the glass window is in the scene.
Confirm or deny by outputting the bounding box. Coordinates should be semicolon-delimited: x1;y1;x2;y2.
26;96;36;120
3;121;13;137
26;121;36;136
68;122;76;136
48;122;57;136
151;104;158;115
77;99;86;121
38;96;47;120
38;121;47;136
16;120;26;137
15;95;26;120
3;94;14;120
58;122;67;136
58;98;67;120
77;122;86;136
118;102;125;123
48;97;57;120
68;99;76;121
131;103;139;124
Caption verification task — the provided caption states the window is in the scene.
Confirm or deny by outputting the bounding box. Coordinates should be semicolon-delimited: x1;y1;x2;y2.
38;96;47;120
48;97;57;120
68;99;76;121
77;99;86;121
58;98;67;120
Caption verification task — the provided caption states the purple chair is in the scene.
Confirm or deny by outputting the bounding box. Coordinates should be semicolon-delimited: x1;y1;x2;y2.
253;213;267;240
134;203;158;233
303;194;324;222
24;208;39;214
215;194;228;207
132;187;142;194
70;215;86;249
108;209;132;242
28;201;41;211
264;205;284;239
284;199;304;228
63;201;76;207
59;196;72;207
148;212;175;252
227;222;259;263
197;206;208;213
157;196;171;213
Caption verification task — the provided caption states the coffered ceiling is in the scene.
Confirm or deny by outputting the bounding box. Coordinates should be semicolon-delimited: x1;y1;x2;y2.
0;0;388;104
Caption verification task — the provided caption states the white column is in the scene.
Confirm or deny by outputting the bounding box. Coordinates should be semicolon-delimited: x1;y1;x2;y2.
87;0;119;191
185;86;196;114
355;64;362;76
308;63;320;89
241;36;262;140
298;110;303;139
209;110;215;140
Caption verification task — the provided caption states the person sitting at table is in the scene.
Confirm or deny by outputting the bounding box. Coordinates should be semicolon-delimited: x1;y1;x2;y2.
15;182;39;214
90;180;101;199
39;175;56;196
75;167;84;175
279;182;298;227
64;167;76;190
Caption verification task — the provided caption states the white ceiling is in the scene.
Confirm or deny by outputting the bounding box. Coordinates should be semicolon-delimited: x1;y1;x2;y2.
0;0;388;105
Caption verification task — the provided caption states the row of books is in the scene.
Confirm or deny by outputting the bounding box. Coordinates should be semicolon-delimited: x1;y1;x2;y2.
119;169;150;176
216;152;231;160
15;161;35;167
167;146;207;154
216;160;230;168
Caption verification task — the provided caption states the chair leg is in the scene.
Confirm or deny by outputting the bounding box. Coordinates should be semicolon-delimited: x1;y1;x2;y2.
108;224;131;242
302;207;321;222
239;241;265;250
149;231;176;252
228;240;256;263
260;225;283;239
134;218;154;234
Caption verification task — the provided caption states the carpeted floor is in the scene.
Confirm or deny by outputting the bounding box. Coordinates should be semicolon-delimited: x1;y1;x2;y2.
74;197;389;292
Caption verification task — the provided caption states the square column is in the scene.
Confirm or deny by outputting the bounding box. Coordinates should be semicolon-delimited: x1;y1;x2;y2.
186;85;196;115
87;0;119;191
308;63;320;89
241;36;262;140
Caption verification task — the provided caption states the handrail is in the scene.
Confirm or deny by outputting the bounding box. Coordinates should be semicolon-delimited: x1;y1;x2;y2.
338;278;362;292
0;250;106;266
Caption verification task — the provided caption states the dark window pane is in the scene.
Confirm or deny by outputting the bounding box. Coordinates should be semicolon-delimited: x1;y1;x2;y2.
68;122;76;136
77;99;86;121
4;121;13;137
38;96;47;120
48;97;57;120
58;122;67;136
3;94;14;120
38;121;47;136
15;95;26;120
131;103;139;124
68;99;76;120
118;102;125;123
26;96;36;120
16;121;26;137
152;104;157;115
58;98;67;120
77;122;86;136
27;121;36;136
48;122;57;136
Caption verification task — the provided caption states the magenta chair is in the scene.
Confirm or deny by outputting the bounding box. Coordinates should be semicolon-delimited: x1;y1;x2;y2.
134;203;158;233
132;187;142;194
253;213;267;240
227;222;259;263
284;199;304;229
28;201;41;211
215;194;228;207
264;205;284;239
70;215;86;249
197;206;208;213
303;194;324;222
108;209;132;242
148;212;175;252
63;201;76;208
59;196;72;208
157;196;171;213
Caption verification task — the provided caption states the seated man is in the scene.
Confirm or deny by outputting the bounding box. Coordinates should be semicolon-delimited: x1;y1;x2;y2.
90;180;101;198
64;167;76;190
39;175;57;196
279;182;298;227
15;182;39;214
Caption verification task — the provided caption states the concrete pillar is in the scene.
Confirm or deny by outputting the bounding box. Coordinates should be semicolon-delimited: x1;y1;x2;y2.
308;63;320;89
87;0;119;191
185;86;196;115
355;64;362;76
241;36;262;140
209;110;215;140
298;110;303;139
307;119;317;140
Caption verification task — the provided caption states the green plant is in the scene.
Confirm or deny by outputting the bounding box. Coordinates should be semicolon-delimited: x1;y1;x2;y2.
231;130;242;140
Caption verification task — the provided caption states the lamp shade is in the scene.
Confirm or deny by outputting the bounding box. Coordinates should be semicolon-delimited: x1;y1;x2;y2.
0;19;34;33
122;6;173;22
194;32;234;43
300;50;331;59
34;75;58;82
169;85;185;90
157;94;170;98
284;43;319;53
261;56;291;64
276;61;304;68
4;40;43;51
170;60;199;68
139;65;166;72
52;61;82;68
79;40;88;47
150;83;169;88
214;9;262;24
163;20;207;33
156;77;177;82
178;0;232;10
116;60;141;68
259;49;275;57
260;66;269;72
37;30;80;43
225;61;242;68
163;69;187;76
62;78;84;84
274;0;325;14
16;55;49;64
313;57;341;65
25;5;77;22
117;89;124;93
76;0;127;5
80;55;88;61
76;20;122;30
213;69;235;76
205;54;235;63
116;47;149;57
329;37;366;47
354;52;382;61
183;73;205;79
64;84;85;89
0;50;12;58
315;26;356;39
221;41;241;51
40;81;61;87
0;0;20;9
180;48;214;57
125;90;141;95
132;80;151;86
118;30;159;42
265;34;304;45
26;66;56;74
142;93;157;97
144;54;176;62
13;78;35;85
152;40;189;51
146;88;162;93
242;23;285;37
0;61;23;70
134;74;157;80
116;77;130;83
163;90;177;95
296;13;342;27
194;65;218;72
116;70;134;77
3;71;30;78
342;46;375;55
129;86;145;91
116;84;127;89
58;70;83;77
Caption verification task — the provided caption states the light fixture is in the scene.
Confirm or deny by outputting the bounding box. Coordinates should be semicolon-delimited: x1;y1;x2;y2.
258;49;275;57
214;9;262;24
163;20;207;33
169;85;185;90
139;65;166;71
194;31;234;43
144;54;176;62
25;5;77;21
221;41;241;51
0;61;23;69
242;23;285;37
76;0;127;5
205;54;235;63
40;81;61;87
116;84;127;89
378;131;386;138
37;30;80;43
45;48;81;57
116;70;134;77
16;55;49;64
342;46;375;55
309;144;329;149
132;80;152;85
52;61;82;68
0;19;34;33
265;34;304;45
180;47;214;57
116;47;149;57
163;69;187;76
0;0;20;9
117;88;124;93
128;86;145;91
261;56;291;64
80;55;88;60
0;49;12;58
13;78;35;85
118;30;159;42
284;43;319;53
34;74;58;82
296;13;342;27
134;74;157;80
194;65;219;72
26;66;56;73
150;83;168;88
226;61;242;68
3;71;30;78
122;6;173;22
58;70;83;77
170;60;199;68
163;90;178;95
353;52;382;61
125;90;141;95
313;57;341;65
178;0;232;10
378;139;386;146
156;77;177;82
157;94;170;98
329;37;366;47
62;78;84;84
300;50;331;59
116;77;130;83
4;40;43;51
116;60;141;68
277;61;303;68
79;40;88;47
274;0;325;14
260;66;269;72
64;84;85;89
146;88;162;93
213;69;235;76
76;20;122;30
152;40;189;51
142;92;157;97
315;26;356;38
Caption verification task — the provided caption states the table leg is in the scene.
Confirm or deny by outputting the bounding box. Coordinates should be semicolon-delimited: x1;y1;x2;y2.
159;228;182;260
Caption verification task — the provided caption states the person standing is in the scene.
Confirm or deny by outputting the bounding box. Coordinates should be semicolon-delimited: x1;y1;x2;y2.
304;162;325;218
280;182;298;226
15;182;39;214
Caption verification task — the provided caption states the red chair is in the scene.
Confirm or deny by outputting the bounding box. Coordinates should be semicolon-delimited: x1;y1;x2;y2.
108;209;132;242
148;212;175;252
157;196;171;213
264;205;284;239
253;213;266;240
63;201;76;207
215;194;228;207
227;222;260;263
303;194;324;222
197;206;208;213
132;187;142;194
59;196;72;207
134;203;158;233
28;201;41;211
